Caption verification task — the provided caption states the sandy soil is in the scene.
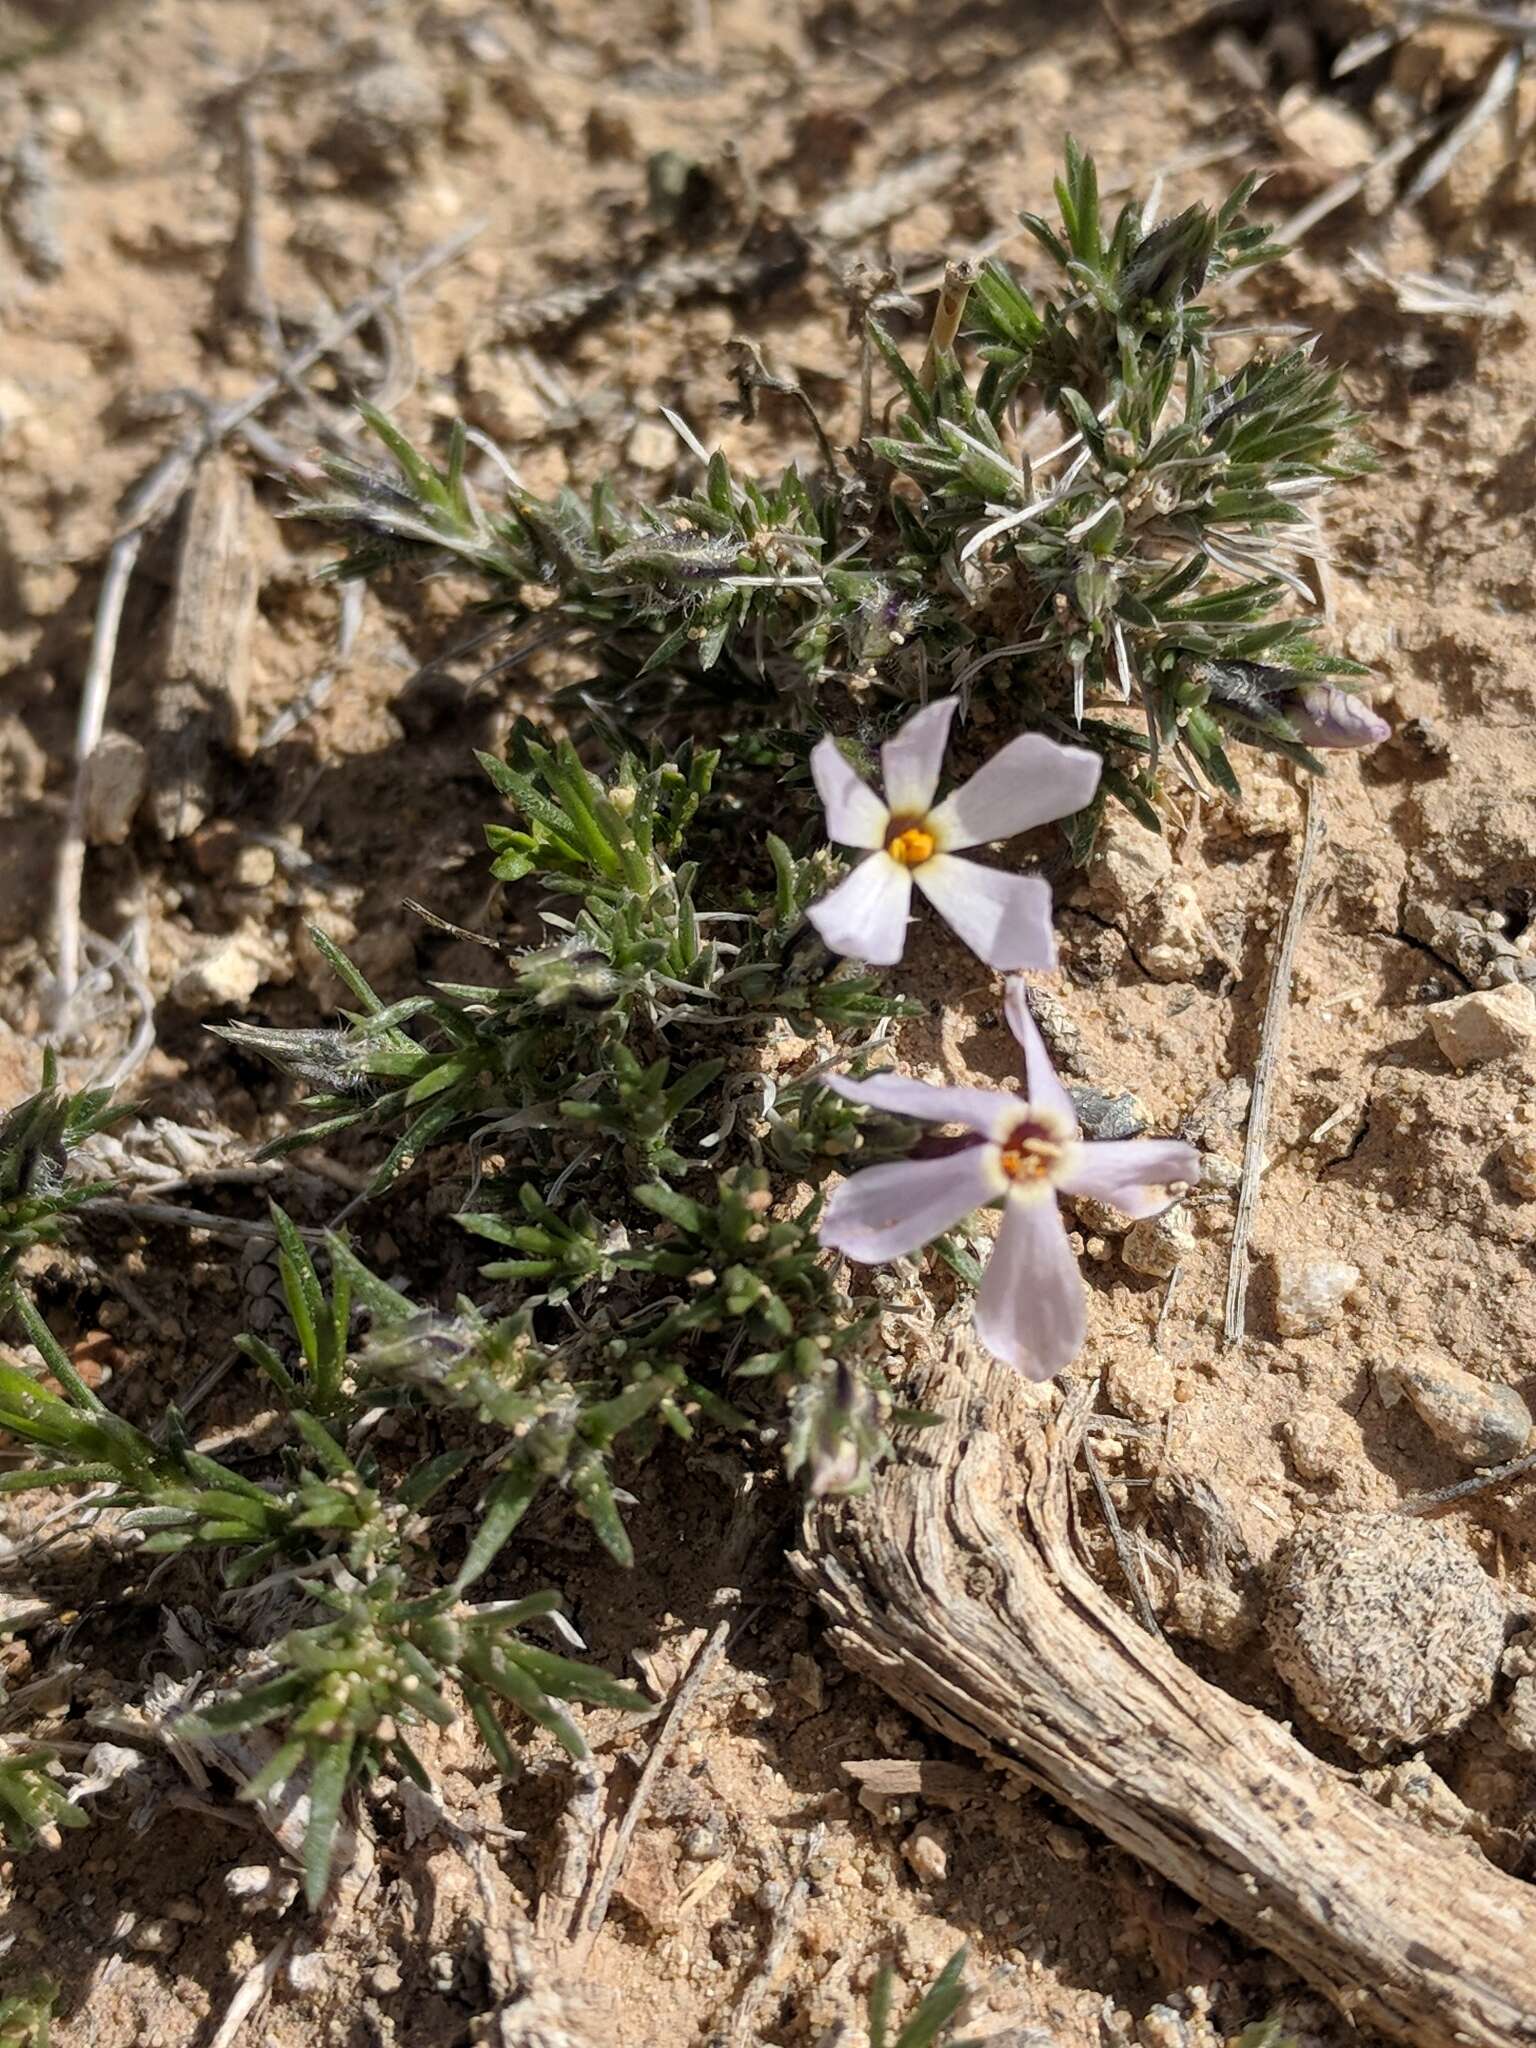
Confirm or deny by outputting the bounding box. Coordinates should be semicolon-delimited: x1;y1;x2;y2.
2;1;1534;2043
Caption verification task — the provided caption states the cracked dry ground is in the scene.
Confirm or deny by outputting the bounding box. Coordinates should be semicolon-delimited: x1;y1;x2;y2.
1;1;1535;2045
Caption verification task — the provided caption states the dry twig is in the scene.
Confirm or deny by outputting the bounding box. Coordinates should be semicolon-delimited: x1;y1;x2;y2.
917;258;976;394
813;151;963;245
81;1197;323;1244
1400;1447;1536;1515
1223;778;1324;1345
1402;43;1522;208
720;1825;825;2048
1349;249;1519;319
534;1763;603;1949
205;1934;292;2048
574;1613;732;1957
257;579;366;749
51;528;147;1023
1096;0;1137;67
1275;122;1435;246
47;220;485;1031
83;925;158;1090
217;87;282;351
840;1757;989;1805
150;457;260;840
1425;0;1536;34
1081;1429;1164;1641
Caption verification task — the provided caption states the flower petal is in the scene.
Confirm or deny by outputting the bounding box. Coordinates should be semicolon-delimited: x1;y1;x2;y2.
823;1072;1015;1135
821;1146;1005;1264
927;733;1103;850
1060;1138;1201;1219
913;856;1056;971
881;697;958;818
807;854;912;964
973;1191;1085;1380
1288;685;1391;751
811;736;890;849
1003;978;1079;1133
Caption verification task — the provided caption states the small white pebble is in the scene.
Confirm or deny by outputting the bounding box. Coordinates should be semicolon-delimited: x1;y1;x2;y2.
287;1950;328;1994
901;1821;948;1884
1274;1252;1361;1336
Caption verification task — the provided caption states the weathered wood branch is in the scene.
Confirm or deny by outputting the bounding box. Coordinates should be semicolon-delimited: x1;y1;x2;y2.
150;456;260;841
793;1337;1536;2048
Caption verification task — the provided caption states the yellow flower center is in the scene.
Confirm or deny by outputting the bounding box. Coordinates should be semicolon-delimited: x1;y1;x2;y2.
885;822;935;867
998;1116;1065;1184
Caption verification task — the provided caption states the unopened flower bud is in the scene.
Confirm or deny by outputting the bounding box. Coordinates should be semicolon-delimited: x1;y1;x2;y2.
1288;684;1390;750
1122;201;1217;310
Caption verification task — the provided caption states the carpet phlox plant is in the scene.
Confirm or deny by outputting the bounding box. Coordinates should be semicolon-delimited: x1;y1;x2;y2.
0;145;1381;1928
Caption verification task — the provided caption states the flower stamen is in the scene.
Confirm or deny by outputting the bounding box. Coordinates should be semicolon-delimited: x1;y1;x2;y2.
998;1115;1065;1185
885;821;936;867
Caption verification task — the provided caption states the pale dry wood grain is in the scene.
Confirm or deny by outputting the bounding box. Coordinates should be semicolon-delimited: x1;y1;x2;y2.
840;1757;991;1805
151;455;260;840
795;1337;1536;2048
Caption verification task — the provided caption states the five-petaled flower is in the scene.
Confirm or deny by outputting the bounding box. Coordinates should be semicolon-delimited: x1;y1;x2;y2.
807;698;1102;970
817;979;1200;1380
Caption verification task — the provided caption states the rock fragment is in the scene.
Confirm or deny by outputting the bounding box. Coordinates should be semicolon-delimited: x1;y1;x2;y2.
1208;763;1301;841
2;133;64;279
1426;983;1536;1069
1501;1132;1536;1199
1166;1574;1251;1653
613;1828;680;1930
82;730;146;845
1070;1195;1133;1236
1501;1677;1536;1756
1104;1351;1173;1421
626;419;680;472
1138;881;1215;984
1122;1203;1195;1279
1069;1086;1149;1141
0;1022;43;1105
1273;1252;1360;1336
224;1863;299;1914
1265;1512;1504;1757
1282;1410;1348;1484
171;930;275;1011
1276;87;1380;179
1402;897;1535;991
125;1916;180;1955
1085;812;1171;912
1378;1352;1532;1466
320;58;445;182
901;1820;948;1884
1178;1076;1252;1149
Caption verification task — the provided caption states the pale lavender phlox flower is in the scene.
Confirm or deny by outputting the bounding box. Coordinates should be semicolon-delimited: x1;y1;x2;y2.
1288;684;1390;750
818;979;1200;1380
806;699;1102;970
